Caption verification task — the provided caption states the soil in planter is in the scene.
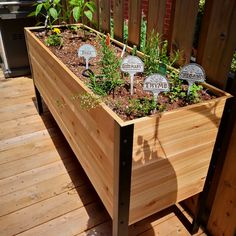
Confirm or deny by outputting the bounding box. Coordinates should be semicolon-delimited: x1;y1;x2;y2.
34;28;216;121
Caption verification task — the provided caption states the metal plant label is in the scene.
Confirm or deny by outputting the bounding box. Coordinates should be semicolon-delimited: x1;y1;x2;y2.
121;55;144;95
78;44;97;70
143;74;169;102
179;63;205;94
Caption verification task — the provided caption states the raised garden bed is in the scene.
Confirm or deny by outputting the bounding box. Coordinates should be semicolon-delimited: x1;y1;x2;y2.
25;24;231;234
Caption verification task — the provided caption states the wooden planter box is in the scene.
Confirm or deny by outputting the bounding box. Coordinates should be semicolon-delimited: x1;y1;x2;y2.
25;25;231;235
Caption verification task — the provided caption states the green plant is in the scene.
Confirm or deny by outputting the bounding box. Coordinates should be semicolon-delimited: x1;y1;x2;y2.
87;73;107;96
99;37;123;95
143;31;161;75
125;98;157;117
69;0;95;23
143;31;180;75
45;27;63;46
167;70;186;102
188;83;203;103
140;17;147;52
29;0;62;30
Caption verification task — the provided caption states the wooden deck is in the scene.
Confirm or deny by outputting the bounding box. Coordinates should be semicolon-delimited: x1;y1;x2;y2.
0;71;207;236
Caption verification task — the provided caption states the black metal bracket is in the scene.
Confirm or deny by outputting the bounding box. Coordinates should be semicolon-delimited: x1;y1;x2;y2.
34;85;43;115
113;124;134;236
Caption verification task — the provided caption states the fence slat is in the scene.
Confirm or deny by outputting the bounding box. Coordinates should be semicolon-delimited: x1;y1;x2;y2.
113;0;124;42
128;0;142;48
147;0;166;38
197;0;236;89
100;0;111;33
168;0;199;65
92;0;100;30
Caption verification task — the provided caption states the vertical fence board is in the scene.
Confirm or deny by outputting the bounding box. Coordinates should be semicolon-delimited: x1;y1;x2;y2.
207;115;236;236
100;0;111;33
147;0;166;38
128;0;142;48
197;0;236;89
92;0;100;30
113;0;124;42
168;0;199;64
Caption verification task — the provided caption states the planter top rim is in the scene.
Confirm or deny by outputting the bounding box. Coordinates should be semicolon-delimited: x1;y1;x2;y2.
25;25;232;126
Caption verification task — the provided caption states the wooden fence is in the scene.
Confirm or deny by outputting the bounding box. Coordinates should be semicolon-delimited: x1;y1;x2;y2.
81;0;236;234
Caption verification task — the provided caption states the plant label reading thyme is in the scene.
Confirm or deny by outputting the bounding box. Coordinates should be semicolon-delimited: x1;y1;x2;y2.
121;56;144;95
179;63;205;94
78;44;97;70
143;74;169;102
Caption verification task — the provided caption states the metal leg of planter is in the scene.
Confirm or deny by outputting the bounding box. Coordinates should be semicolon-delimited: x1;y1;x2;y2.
113;124;134;236
34;85;43;115
190;97;235;235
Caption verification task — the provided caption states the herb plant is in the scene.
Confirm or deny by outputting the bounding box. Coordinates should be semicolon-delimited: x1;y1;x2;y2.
86;37;123;97
45;28;63;46
125;98;157;117
143;31;180;75
99;37;123;95
187;84;203;103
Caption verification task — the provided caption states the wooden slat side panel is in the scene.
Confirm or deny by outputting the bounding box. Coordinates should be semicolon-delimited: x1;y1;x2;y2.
168;0;199;64
100;0;111;33
147;0;166;38
132;98;227;168
129;98;227;224
26;31;115;217
207;118;236;236
130;142;215;225
113;0;124;41
197;0;236;89
128;0;142;47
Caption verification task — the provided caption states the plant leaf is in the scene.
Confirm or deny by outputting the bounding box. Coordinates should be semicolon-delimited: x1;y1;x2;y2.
85;2;95;12
27;11;36;17
84;10;93;22
49;7;58;20
72;6;81;22
53;0;60;5
35;3;43;16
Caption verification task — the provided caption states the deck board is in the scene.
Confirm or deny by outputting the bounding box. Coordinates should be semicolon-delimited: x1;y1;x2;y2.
0;71;207;235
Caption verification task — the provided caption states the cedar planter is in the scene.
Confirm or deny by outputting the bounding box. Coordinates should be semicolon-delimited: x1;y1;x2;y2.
25;25;231;235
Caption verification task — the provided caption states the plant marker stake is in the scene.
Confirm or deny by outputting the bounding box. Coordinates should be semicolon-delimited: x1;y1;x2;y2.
143;74;169;111
187;81;194;95
121;44;126;58
179;63;206;95
78;44;97;70
121;56;144;96
130;73;135;95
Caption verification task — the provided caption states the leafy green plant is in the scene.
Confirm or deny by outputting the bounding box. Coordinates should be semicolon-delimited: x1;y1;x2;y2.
45;28;63;46
29;0;62;30
188;84;203;103
125;98;157;117
167;70;186;102
69;0;95;23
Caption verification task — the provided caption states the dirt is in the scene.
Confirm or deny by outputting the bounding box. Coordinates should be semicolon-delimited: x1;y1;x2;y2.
34;28;216;121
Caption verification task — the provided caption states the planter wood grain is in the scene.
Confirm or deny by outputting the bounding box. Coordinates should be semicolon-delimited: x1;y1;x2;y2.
25;25;231;233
